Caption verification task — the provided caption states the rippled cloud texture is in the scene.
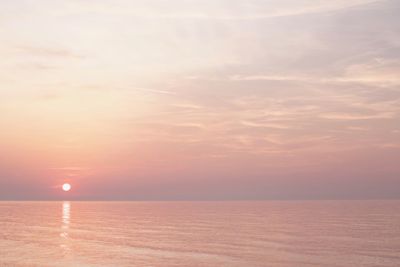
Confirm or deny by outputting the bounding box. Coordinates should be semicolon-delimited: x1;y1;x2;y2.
1;0;399;200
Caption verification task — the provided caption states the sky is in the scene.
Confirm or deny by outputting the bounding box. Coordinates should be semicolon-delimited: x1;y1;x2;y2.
0;0;399;200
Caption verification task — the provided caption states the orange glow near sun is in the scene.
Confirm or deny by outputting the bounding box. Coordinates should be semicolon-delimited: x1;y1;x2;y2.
62;183;71;192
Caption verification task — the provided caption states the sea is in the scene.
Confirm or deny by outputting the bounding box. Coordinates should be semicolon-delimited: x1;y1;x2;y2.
0;200;399;267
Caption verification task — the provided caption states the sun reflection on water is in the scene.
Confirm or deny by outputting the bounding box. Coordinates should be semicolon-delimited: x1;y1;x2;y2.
60;201;71;255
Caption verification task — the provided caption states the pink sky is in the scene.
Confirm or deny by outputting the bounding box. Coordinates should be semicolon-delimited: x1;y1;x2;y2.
0;0;399;200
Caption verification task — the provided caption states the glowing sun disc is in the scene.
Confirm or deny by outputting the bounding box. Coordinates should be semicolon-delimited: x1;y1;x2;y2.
62;183;71;192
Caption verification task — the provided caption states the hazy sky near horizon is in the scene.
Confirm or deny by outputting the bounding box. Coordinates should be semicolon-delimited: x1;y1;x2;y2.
1;0;399;200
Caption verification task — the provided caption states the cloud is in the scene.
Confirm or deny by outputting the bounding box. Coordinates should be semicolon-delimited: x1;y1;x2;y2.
319;112;396;120
14;45;83;59
48;167;89;171
240;120;292;129
133;87;177;95
54;0;381;20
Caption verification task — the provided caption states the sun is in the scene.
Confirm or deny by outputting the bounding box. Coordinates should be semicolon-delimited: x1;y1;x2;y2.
62;183;71;192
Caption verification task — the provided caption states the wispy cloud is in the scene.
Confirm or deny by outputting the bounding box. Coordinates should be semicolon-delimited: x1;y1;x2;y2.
319;112;396;120
14;45;83;59
55;0;381;20
133;87;177;95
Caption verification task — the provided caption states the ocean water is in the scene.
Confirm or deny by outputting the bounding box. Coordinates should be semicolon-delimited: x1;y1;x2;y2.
0;201;399;267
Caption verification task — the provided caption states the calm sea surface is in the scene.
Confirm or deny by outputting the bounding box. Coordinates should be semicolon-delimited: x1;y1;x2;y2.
0;201;399;267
